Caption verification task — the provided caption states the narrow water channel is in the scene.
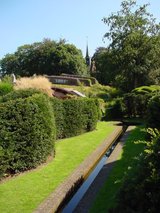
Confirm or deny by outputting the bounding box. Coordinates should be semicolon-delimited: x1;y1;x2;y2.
62;138;120;213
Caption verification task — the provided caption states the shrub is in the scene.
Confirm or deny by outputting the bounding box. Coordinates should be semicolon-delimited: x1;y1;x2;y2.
147;94;160;129
111;129;160;213
14;76;53;96
1;88;42;103
124;92;152;118
50;98;65;139
87;84;119;101
50;97;99;139
104;98;125;120
0;93;56;177
0;82;13;96
1;75;13;84
62;98;98;137
123;85;160;119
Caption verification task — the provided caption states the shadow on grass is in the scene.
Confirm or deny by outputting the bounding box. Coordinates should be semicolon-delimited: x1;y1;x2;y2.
90;126;146;213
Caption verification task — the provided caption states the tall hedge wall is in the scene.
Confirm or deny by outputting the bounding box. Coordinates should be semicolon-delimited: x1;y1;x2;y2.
0;93;56;177
50;97;99;139
50;98;65;139
63;98;98;138
0;89;99;178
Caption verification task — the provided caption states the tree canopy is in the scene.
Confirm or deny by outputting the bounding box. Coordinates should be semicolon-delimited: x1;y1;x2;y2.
0;39;88;77
93;0;160;92
92;47;117;85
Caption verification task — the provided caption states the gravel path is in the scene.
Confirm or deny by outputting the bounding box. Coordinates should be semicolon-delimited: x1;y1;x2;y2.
74;126;136;213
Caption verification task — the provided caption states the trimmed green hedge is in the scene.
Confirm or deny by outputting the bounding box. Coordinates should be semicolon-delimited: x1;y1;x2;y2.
0;94;56;177
50;98;65;139
1;88;42;103
63;98;98;138
51;97;99;139
0;89;99;178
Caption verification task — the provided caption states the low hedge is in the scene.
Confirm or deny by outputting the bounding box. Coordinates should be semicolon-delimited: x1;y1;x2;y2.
0;93;56;177
50;97;99;139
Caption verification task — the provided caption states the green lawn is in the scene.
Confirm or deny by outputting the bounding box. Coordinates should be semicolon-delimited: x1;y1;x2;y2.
90;126;146;213
0;121;116;213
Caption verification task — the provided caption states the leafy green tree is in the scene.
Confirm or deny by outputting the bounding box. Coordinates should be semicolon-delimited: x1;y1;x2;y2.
0;39;88;77
92;47;117;85
149;68;160;85
101;0;160;92
0;54;19;75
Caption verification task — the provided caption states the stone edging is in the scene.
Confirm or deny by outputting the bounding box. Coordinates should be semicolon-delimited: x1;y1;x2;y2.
34;125;123;213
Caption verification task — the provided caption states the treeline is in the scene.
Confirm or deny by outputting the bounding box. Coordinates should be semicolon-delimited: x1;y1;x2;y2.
0;39;88;77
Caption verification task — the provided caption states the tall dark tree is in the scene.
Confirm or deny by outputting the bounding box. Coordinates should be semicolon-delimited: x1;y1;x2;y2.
0;39;88;77
97;0;160;91
92;47;117;85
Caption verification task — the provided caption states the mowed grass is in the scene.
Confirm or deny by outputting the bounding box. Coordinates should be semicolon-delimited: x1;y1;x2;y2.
90;126;146;213
0;121;116;213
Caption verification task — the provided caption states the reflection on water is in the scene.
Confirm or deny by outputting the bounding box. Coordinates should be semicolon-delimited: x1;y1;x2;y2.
62;155;107;213
62;141;118;213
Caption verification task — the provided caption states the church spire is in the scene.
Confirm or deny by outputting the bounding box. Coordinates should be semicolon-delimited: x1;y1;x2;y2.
85;39;90;66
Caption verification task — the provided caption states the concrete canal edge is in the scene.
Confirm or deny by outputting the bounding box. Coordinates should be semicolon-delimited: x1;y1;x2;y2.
74;126;136;213
33;125;124;213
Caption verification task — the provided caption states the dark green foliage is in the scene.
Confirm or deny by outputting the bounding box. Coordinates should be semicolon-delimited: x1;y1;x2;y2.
50;97;99;139
147;95;160;129
0;39;87;77
94;98;102;121
110;129;160;213
0;87;99;178
1;88;42;103
62;98;98;138
123;85;160;118
95;0;160;91
0;82;13;96
124;92;152;118
0;94;56;177
149;68;160;85
92;47;117;85
104;98;125;120
50;98;65;139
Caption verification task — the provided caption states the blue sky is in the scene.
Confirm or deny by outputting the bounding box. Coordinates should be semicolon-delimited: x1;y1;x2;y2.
0;0;160;59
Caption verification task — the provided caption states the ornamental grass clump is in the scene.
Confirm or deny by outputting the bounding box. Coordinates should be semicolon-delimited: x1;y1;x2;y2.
14;76;53;96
